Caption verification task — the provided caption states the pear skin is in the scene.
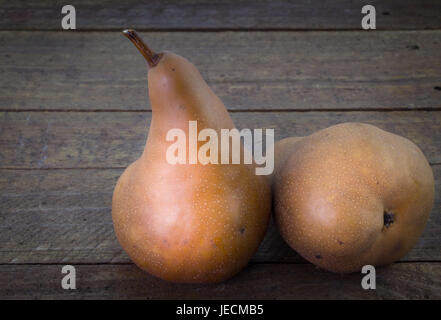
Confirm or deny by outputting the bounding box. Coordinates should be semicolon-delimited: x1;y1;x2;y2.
273;122;435;273
112;30;271;283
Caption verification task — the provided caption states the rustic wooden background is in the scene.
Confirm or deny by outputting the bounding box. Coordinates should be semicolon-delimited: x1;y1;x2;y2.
0;0;440;299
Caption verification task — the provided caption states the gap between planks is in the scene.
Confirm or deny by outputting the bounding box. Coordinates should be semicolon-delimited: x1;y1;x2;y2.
1;108;441;113
3;28;441;32
0;261;440;266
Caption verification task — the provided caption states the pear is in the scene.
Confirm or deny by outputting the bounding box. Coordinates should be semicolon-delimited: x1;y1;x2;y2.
112;30;271;283
273;123;435;273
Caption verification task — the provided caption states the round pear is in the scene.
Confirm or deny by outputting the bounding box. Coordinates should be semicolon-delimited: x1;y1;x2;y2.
273;122;435;273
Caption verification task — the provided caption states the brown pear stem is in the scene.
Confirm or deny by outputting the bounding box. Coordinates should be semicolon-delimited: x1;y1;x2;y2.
123;29;161;68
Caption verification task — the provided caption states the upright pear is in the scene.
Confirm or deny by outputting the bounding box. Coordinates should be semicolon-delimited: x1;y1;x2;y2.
112;30;271;283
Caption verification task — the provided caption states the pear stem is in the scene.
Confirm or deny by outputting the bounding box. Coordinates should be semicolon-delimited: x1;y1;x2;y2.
123;29;161;68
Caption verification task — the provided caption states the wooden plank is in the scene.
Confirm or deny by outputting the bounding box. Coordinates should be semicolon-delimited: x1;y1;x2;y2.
1;263;440;299
0;164;439;264
1;31;440;111
1;0;441;31
1;111;440;169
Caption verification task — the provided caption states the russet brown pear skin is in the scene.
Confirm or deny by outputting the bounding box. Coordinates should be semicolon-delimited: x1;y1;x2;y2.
273;123;434;273
112;30;271;283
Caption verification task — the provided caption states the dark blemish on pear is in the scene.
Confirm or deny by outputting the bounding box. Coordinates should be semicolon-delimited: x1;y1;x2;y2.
337;240;344;245
315;254;322;259
239;227;246;235
383;211;395;228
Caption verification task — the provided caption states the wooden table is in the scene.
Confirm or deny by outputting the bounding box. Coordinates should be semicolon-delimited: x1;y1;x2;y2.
1;1;440;299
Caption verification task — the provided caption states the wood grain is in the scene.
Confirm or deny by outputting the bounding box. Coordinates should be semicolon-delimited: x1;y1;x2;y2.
1;111;440;169
1;263;440;299
0;31;440;111
1;0;441;31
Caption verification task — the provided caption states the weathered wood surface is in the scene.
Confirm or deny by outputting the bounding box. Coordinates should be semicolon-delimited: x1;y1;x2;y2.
0;166;439;264
1;1;441;299
1;263;440;299
1;111;440;169
1;31;440;111
1;0;441;31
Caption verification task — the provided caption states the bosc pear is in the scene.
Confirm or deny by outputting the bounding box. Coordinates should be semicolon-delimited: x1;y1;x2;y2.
112;30;271;283
273;123;434;273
